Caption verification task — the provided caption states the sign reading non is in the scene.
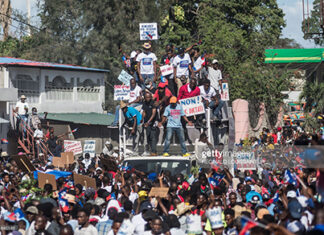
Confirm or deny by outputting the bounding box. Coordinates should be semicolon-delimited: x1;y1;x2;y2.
221;83;229;101
160;64;173;77
117;70;133;86
180;96;205;117
83;140;96;158
64;140;82;156
139;23;158;40
114;85;130;101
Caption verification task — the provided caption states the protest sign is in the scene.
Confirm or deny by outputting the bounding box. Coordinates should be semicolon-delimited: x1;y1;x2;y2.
38;172;57;190
179;96;205;117
160;64;173;76
64;140;82;155
148;187;169;198
114;85;130;101
221;83;229;101
52;157;65;168
193;56;205;72
117;70;133;85
83;140;96;158
61;152;74;165
73;173;97;189
234;152;256;170
12;155;36;173
139;23;158;40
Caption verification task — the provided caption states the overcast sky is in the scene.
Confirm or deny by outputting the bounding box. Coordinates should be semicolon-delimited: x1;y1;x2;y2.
11;0;318;48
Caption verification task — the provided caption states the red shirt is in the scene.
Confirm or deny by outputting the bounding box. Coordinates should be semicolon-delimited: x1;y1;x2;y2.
154;88;172;105
178;84;200;100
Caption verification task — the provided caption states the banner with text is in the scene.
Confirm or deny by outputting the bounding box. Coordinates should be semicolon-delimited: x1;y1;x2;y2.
64;140;82;156
83;140;96;158
114;85;130;101
180;96;205;117
139;23;158;40
117;70;133;85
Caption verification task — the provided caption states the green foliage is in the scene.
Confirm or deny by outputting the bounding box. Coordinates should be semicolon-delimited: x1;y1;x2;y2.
19;179;44;203
1;0;289;121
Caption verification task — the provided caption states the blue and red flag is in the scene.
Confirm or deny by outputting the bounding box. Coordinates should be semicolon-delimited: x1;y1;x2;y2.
71;128;78;133
208;173;224;189
1;138;8;144
239;216;257;235
284;169;298;187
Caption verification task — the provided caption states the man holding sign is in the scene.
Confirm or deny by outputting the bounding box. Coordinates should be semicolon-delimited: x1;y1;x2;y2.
158;96;192;157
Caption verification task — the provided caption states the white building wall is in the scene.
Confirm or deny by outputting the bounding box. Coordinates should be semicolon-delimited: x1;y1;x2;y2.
6;67;105;113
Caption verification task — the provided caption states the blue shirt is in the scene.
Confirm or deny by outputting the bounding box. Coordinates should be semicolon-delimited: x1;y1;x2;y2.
163;104;185;128
96;219;113;235
124;106;142;126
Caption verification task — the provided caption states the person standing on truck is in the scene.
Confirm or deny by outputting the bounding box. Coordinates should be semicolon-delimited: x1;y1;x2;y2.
158;96;193;157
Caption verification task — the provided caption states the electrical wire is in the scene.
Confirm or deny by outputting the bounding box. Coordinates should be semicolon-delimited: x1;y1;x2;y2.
0;12;41;31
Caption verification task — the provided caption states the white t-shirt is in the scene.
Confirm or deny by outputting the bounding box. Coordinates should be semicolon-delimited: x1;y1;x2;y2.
208;67;222;91
199;85;216;102
136;52;157;75
15;101;29;115
173;53;191;77
75;224;98;235
129;85;142;103
132;213;146;235
33;129;44;138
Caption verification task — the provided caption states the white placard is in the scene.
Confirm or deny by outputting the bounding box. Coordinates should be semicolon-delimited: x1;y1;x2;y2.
221;82;229;101
139;23;158;40
64;140;82;155
83;140;96;158
160;64;173;76
179;96;205;117
206;207;223;229
114;85;130;101
235;152;256;170
117;70;133;86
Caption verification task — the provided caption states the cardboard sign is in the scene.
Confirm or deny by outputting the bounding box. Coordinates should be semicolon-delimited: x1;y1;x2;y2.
114;85;130;101
61;152;74;165
160;64;173;76
117;70;133;86
235;152;256;170
179;96;205;117
52;157;65;168
73;173;96;189
139;23;158;40
38;172;57;190
64;140;82;155
148;187;169;198
12;155;36;173
221;83;229;101
83;140;96;158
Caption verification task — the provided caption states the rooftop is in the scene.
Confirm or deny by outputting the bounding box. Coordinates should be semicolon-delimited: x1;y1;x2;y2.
0;57;109;72
46;113;114;126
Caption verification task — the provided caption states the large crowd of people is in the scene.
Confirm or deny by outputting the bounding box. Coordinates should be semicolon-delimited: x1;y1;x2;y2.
1;41;324;235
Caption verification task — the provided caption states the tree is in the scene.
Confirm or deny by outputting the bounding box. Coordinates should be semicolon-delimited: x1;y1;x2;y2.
302;0;324;45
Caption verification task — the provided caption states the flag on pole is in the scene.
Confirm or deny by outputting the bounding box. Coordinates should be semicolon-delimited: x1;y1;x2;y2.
71;128;78;133
239;217;258;235
284;169;298;187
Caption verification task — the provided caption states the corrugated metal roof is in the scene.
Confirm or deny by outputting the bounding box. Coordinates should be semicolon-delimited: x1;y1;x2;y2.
46;112;114;125
0;57;109;72
265;48;324;64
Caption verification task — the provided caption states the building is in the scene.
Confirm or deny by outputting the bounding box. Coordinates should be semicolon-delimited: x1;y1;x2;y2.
0;57;109;154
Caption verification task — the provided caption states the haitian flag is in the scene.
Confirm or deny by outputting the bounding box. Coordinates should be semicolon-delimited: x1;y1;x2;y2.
1;138;8;144
14;208;25;220
284;169;298;187
239;216;257;235
208;173;224;189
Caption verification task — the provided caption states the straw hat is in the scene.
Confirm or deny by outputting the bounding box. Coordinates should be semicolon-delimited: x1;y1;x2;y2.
174;202;193;216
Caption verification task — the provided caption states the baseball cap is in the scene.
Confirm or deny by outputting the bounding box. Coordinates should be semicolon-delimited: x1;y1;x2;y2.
170;96;177;104
95;197;106;206
26;206;39;214
143;42;151;49
288;199;303;219
212;59;219;64
130;51;137;58
287;190;297;198
20;95;27;99
140;200;152;212
178;48;184;54
158;82;167;88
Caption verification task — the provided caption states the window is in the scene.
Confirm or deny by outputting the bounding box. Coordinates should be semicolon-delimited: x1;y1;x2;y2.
77;79;100;102
12;74;39;103
45;76;73;100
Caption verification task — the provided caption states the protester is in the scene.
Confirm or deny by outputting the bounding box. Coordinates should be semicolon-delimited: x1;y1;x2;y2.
15;95;29;133
208;59;223;94
173;48;193;94
158;96;193;157
112;78;142;126
136;42;158;89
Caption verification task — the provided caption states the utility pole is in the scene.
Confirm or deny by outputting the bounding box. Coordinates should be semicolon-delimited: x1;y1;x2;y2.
27;0;31;36
0;0;11;40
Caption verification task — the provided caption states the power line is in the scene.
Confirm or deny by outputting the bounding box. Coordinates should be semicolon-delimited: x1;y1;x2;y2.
0;12;41;31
